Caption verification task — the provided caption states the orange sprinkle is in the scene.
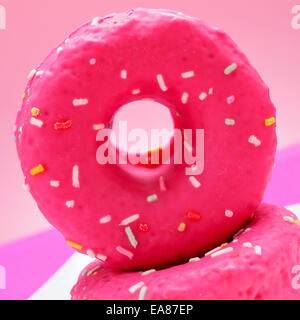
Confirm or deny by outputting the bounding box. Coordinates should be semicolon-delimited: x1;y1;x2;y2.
67;240;83;251
178;222;186;232
22;92;27;100
31;107;40;117
220;242;228;248
30;164;45;176
265;117;276;127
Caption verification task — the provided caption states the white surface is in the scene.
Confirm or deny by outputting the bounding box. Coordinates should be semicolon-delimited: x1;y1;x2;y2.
30;203;300;300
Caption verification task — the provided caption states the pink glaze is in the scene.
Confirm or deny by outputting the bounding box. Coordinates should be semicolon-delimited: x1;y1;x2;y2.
71;204;300;300
15;8;276;270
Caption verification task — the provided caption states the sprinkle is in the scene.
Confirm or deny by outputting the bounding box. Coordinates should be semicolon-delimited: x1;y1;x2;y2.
120;69;127;79
295;220;300;226
181;92;189;104
125;226;138;248
181;71;195;79
189;257;200;262
138;223;149;232
89;58;96;65
147;194;158;202
91;17;99;26
189;176;201;188
81;269;88;277
36;70;44;77
54;120;72;130
30;164;45;176
141;269;156;276
87;265;101;276
138;286;147;300
66;200;75;208
243;242;253;248
99;215;112;224
22;92;27;100
31;107;40;117
220;242;228;248
56;46;63;54
283;216;294;223
93;123;105;131
205;246;221;256
96;253;107;261
27;69;36;80
248;135;261;147
159;176;167;191
86;249;95;258
199;92;207;101
186;210;201;221
156;74;168;91
73;98;88;107
30;117;43;128
178;222;186;232
119;214;140;226
132;89;141;95
225;118;235;126
50;180;60;188
254;245;262;256
211;247;233;258
225;209;234;218
65;38;70;43
129;281;144;294
226;95;235;105
265;117;276;127
233;228;244;238
116;246;133;259
67;240;83;250
224;63;238;75
208;88;214;95
72;165;80;188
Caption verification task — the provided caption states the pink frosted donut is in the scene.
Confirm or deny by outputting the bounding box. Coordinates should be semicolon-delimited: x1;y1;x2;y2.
15;8;276;270
71;204;300;300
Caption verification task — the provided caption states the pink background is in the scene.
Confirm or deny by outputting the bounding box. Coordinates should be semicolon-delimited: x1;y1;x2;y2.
0;0;300;245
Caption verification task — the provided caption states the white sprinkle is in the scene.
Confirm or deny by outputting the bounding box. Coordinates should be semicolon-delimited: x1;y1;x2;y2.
93;123;105;131
72;165;80;188
50;180;60;188
208;88;214;95
86;249;95;258
283;216;294;223
132;89;141;95
56;46;63;54
91;17;99;26
119;214;140;226
233;239;238;243
30;117;43;128
225;118;235;126
181;92;189;104
120;69;127;79
189;176;201;188
227;95;235;104
99;215;112;224
199;92;207;101
248;135;261;147
184;141;193;153
204;246;221;256
96;253;107;261
243;242;253;248
89;58;96;65
27;69;36;80
156;74;168;91
125;226;138;248
138;286;148;300
181;71;194;79
224;63;238;75
141;269;156;276
189;257;200;262
65;38;70;43
66;200;74;208
87;265;101;276
116;246;133;259
211;247;233;258
159;176;167;192
225;209;234;218
36;70;44;77
244;228;251;232
147;194;158;202
73;98;88;107
254;245;262;256
129;281;144;294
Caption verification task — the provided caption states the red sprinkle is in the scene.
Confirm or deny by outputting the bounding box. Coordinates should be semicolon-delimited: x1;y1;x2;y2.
186;210;201;221
54;120;72;130
138;223;149;232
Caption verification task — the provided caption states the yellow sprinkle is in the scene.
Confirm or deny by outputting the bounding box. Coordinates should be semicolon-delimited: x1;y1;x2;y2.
113;19;118;24
31;107;40;117
67;240;83;251
22;92;27;100
178;222;186;232
265;117;276;127
30;164;45;176
295;220;299;226
220;242;228;248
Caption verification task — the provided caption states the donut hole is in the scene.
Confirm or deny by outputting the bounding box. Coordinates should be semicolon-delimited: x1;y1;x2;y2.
110;99;175;174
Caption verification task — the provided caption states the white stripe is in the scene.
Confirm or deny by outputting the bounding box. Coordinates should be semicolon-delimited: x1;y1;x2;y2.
125;226;138;248
211;247;233;258
156;74;168;91
72;165;80;188
129;281;144;294
181;71;194;78
30;117;43;128
119;214;140;226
